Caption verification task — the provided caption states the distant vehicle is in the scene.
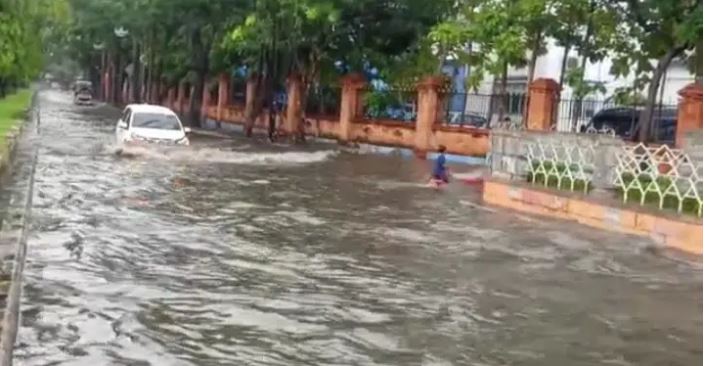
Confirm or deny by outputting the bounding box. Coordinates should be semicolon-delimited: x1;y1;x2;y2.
448;112;489;128
116;104;191;146
73;80;92;92
581;106;677;144
74;87;93;105
72;80;94;105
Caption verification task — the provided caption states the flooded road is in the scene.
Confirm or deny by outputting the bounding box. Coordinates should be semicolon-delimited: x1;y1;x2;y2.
13;90;702;365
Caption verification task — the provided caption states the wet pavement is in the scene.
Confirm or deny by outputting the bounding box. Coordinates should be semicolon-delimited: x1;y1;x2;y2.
11;90;703;365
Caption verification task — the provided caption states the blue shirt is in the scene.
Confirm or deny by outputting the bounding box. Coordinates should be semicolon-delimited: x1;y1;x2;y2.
433;154;446;176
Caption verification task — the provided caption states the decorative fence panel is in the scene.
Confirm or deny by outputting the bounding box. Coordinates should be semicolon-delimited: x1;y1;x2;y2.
614;143;703;216
527;142;596;193
490;128;703;218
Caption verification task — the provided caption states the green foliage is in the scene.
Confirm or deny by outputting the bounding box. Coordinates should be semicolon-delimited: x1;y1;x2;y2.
0;0;67;89
0;89;32;138
617;173;701;217
610;88;648;106
527;160;594;193
566;67;606;98
364;89;412;118
46;0;702;123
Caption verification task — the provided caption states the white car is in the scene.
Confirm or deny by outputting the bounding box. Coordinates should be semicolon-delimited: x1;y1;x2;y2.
116;104;191;146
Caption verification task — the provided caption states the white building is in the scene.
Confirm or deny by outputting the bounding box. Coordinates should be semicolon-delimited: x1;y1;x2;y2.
448;39;696;131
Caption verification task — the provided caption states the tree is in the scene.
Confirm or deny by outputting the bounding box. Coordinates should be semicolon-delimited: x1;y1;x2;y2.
0;0;68;96
608;0;703;142
222;0;452;140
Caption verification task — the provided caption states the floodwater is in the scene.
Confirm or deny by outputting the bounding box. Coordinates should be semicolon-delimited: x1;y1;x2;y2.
11;90;702;365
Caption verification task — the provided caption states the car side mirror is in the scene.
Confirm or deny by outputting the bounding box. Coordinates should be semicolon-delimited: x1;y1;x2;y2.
183;127;192;134
118;120;128;129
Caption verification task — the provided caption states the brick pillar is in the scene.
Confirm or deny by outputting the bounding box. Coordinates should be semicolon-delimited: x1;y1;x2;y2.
201;81;212;120
187;84;195;113
150;81;160;104
245;74;257;112
103;70;111;102
526;78;560;131
338;73;366;143
284;74;303;135
676;82;703;148
414;76;445;157
167;88;175;109
176;82;187;114
217;73;230;122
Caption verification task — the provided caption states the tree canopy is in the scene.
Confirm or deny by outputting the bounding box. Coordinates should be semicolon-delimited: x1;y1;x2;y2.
3;0;702;140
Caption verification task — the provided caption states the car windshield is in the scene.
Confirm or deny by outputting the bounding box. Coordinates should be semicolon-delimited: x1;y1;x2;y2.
132;113;182;130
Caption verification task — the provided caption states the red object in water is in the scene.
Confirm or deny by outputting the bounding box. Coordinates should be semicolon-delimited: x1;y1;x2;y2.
461;177;484;185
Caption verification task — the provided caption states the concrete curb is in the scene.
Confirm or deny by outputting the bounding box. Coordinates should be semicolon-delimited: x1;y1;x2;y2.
0;92;39;365
0;152;36;366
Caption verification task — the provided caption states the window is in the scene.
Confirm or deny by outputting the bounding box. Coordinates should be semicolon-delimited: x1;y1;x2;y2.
131;113;182;130
121;108;132;126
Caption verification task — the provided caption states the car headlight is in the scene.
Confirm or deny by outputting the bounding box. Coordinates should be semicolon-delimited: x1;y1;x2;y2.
130;132;146;141
176;137;190;146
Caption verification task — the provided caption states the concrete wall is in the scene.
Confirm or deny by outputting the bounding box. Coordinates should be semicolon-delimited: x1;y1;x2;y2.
351;120;416;147
204;105;491;158
484;180;702;255
434;126;490;157
489;129;625;189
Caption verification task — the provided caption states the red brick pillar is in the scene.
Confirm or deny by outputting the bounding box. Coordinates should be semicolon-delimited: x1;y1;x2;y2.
414;76;445;157
676;82;703;148
176;82;187;114
284;74;303;135
150;81;160;104
526;78;560;131
102;70;110;102
244;74;257;113
201;81;212;120
187;84;195;112
338;73;366;143
217;73;230;122
167;88;176;109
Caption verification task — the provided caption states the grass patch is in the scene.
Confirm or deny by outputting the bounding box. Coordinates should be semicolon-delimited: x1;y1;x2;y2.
527;160;593;193
0;89;33;139
617;173;702;217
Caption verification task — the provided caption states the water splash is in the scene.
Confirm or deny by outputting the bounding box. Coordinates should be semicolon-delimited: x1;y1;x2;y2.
114;145;338;165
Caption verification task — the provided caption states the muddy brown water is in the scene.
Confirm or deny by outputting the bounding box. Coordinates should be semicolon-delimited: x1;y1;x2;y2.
10;90;702;365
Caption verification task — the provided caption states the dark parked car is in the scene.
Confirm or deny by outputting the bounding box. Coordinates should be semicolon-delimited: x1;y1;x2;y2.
581;106;677;144
448;112;489;128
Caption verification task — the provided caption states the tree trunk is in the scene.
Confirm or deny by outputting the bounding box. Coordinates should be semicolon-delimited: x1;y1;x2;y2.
131;38;141;103
570;2;595;131
637;45;685;142
245;47;265;137
497;61;508;120
113;53;122;104
267;20;278;142
558;45;570;91
154;58;163;103
695;42;703;80
523;29;542;126
188;28;208;128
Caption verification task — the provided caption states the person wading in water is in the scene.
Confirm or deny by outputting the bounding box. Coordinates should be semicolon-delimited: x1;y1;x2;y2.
430;145;449;187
